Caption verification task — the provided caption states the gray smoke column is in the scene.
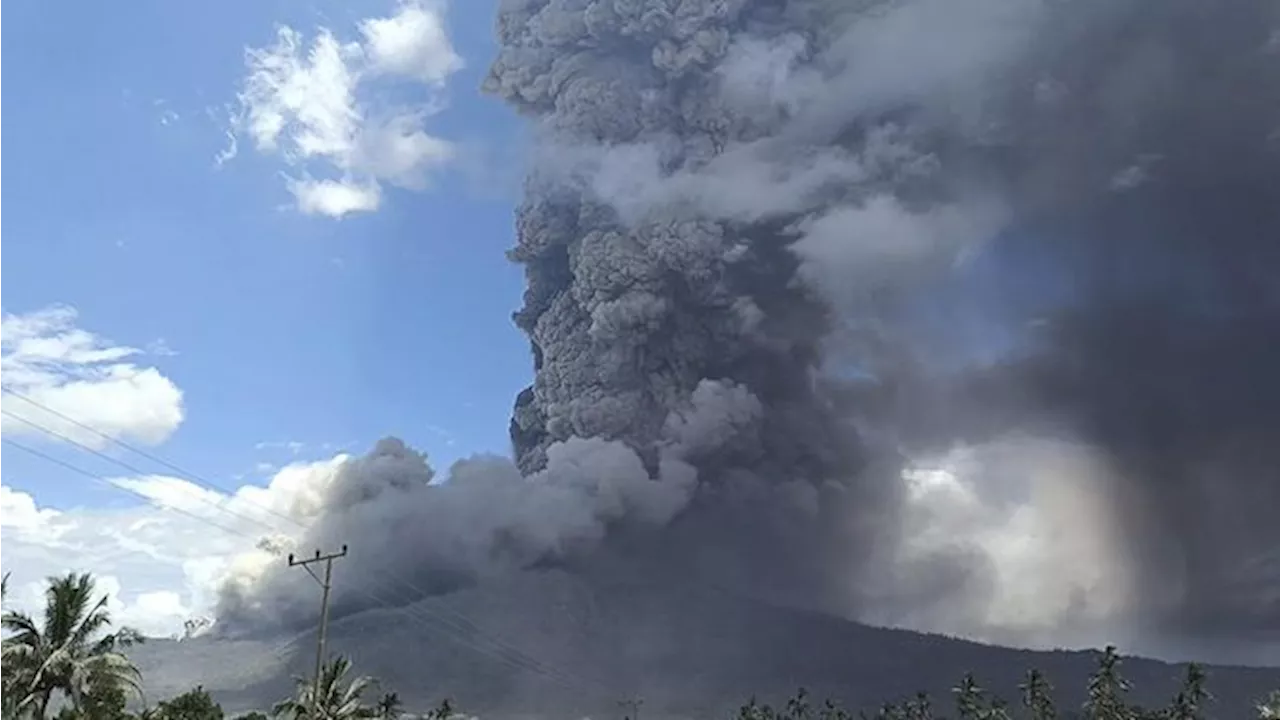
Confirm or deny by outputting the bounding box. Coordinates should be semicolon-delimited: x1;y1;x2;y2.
481;0;1280;655
215;0;1279;661
469;0;1023;639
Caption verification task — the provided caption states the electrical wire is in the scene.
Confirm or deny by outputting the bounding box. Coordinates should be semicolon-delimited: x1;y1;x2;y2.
0;395;609;696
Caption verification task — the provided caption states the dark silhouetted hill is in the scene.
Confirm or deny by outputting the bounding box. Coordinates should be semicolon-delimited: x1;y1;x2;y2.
130;569;1278;718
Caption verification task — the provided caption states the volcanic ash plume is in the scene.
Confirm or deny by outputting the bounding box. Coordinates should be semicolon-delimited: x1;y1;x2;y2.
213;436;700;634
216;0;1280;659
472;0;992;629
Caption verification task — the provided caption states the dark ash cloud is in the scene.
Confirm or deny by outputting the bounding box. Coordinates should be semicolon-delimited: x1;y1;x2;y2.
215;0;1280;663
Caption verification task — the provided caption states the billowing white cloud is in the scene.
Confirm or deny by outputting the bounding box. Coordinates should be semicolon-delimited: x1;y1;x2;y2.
227;0;463;218
360;0;463;84
0;453;353;638
861;436;1138;650
1;306;185;448
1;485;74;542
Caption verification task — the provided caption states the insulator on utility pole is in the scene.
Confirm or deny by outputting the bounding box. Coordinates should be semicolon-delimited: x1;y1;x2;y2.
289;545;349;720
618;696;643;720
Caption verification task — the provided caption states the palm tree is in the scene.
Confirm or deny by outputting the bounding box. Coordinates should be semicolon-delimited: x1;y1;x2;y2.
1;573;144;720
272;657;378;720
1083;646;1133;720
1020;669;1057;720
3;582;52;720
1258;690;1280;720
2;573;25;720
374;693;401;720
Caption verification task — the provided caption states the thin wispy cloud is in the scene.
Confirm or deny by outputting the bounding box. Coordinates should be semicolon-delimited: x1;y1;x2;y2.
224;0;463;218
254;440;306;454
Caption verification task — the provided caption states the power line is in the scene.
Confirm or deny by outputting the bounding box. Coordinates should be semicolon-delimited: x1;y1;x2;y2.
3;389;555;650
0;393;607;695
289;545;349;720
2;437;330;666
2;437;257;541
4;430;593;692
2;387;244;490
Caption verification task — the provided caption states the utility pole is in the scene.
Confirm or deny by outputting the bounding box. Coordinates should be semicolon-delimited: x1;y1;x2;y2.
289;545;348;720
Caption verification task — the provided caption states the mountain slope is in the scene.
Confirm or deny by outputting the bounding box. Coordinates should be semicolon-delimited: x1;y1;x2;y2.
130;570;1278;718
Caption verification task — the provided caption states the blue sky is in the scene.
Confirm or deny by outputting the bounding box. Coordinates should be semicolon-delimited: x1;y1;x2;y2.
4;0;530;497
0;0;1198;655
1;0;540;628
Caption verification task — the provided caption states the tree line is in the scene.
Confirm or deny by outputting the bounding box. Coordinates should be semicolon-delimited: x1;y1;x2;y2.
3;573;1278;720
0;573;458;720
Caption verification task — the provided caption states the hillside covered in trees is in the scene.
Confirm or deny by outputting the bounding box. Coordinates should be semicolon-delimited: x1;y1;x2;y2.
4;572;1278;720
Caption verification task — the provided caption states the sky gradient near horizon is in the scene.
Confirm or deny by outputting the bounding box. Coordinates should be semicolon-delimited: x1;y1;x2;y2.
1;0;537;634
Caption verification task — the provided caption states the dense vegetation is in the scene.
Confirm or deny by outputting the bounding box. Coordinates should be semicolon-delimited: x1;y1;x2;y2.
3;573;1277;720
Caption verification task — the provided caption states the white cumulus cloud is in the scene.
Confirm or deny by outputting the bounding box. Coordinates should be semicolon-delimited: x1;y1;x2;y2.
1;306;185;448
0;453;354;638
864;436;1139;651
227;0;463;218
360;0;463;84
